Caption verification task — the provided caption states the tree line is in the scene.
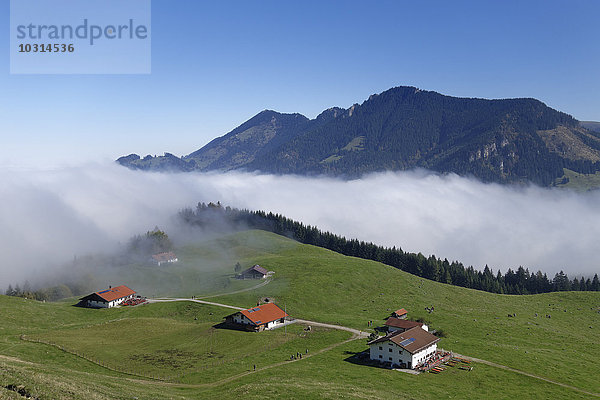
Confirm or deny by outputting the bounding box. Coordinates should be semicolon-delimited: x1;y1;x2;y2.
181;202;600;295
4;228;174;302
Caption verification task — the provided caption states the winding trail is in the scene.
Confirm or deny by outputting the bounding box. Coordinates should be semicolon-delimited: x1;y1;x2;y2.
454;353;600;398
149;297;244;310
18;295;597;396
145;298;599;396
197;277;273;299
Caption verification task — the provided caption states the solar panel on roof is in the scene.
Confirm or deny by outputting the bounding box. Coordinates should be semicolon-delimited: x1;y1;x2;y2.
98;290;111;294
255;320;262;324
399;338;416;347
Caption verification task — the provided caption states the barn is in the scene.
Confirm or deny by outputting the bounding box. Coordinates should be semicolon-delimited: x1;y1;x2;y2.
237;264;269;279
151;252;178;266
384;317;429;333
79;285;136;308
392;308;408;319
368;326;440;369
225;303;288;331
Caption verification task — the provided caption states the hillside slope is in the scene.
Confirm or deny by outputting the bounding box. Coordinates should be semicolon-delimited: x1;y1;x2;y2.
118;87;600;186
1;230;599;399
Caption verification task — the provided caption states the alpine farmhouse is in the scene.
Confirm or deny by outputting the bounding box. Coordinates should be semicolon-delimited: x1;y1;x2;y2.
384;317;429;333
237;264;269;279
225;302;288;331
79;285;136;308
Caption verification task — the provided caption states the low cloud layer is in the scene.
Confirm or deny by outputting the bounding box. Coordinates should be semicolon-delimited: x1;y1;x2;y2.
1;163;598;286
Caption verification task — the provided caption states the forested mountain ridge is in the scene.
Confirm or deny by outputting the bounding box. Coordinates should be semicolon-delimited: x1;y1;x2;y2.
117;87;600;186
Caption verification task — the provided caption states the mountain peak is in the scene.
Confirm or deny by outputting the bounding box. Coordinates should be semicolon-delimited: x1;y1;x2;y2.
117;86;600;186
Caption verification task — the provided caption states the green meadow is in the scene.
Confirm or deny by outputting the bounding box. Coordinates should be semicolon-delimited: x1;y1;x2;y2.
1;230;599;399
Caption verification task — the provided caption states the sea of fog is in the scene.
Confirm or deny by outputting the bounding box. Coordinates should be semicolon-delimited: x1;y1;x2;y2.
1;162;599;285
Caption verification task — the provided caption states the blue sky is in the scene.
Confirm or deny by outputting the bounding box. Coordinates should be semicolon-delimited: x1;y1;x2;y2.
1;0;599;168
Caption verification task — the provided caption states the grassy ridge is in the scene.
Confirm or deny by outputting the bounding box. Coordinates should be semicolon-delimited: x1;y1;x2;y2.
556;168;600;191
1;230;599;399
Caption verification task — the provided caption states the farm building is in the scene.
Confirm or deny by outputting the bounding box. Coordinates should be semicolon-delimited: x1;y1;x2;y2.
368;326;440;369
151;252;178;266
385;317;429;333
225;302;288;331
237;264;269;279
79;285;136;308
392;308;408;319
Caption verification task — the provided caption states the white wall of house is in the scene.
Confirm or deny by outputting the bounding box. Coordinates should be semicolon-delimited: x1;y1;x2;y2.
87;294;133;308
410;343;437;366
231;313;285;330
369;341;437;369
264;318;285;330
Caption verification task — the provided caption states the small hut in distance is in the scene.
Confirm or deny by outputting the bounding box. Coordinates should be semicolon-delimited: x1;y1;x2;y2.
237;264;269;279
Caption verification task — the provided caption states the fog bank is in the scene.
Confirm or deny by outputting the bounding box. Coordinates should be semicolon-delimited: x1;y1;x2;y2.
1;163;598;286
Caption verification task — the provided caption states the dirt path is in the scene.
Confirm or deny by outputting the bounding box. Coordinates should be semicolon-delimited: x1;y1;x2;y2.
126;327;361;389
145;299;600;396
294;319;370;339
197;277;272;299
148;298;369;339
454;353;600;398
148;298;244;310
0;354;36;365
32;296;597;396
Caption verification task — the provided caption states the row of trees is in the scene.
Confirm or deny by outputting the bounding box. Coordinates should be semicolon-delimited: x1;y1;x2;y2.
5;282;74;302
4;228;174;302
181;202;600;295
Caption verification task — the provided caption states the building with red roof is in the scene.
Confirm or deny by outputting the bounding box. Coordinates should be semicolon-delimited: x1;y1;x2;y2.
384;317;429;333
225;302;288;331
79;285;136;308
392;308;408;319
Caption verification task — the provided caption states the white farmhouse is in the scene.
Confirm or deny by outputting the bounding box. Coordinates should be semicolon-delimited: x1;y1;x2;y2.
79;285;136;308
368;326;440;369
225;303;288;332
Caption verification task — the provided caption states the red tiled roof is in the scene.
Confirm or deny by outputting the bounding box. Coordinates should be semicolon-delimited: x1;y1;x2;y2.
240;303;288;326
384;317;423;329
394;308;408;316
96;285;136;302
369;327;440;354
152;252;177;262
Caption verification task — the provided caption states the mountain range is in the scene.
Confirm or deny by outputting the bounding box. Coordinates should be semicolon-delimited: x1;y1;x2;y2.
117;86;600;186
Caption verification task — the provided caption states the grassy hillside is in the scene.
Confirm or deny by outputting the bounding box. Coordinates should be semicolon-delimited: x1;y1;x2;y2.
556;168;600;191
1;230;599;399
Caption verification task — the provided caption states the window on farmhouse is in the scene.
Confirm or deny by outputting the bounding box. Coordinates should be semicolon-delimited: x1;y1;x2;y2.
389;357;392;361
379;355;382;359
379;346;382;350
389;348;392;352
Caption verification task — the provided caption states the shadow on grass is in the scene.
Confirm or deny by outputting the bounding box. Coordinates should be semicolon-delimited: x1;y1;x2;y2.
212;321;254;332
343;350;392;369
